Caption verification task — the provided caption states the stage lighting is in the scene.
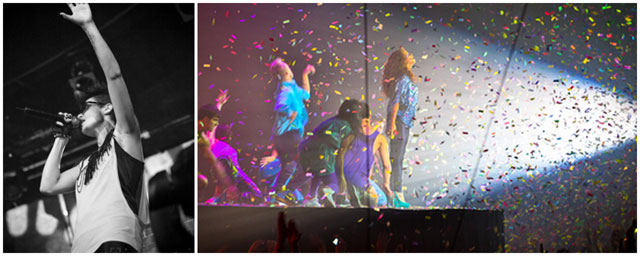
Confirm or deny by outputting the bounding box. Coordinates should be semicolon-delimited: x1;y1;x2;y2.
68;59;100;104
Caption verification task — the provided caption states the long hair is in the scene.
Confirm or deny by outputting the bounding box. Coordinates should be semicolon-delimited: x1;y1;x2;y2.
382;47;416;98
337;99;366;135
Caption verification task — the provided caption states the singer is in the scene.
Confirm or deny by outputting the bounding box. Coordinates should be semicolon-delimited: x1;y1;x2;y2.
39;4;148;253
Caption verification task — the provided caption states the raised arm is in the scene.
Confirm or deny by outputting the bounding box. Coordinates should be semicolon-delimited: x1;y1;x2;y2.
300;64;315;95
62;3;142;158
216;89;230;111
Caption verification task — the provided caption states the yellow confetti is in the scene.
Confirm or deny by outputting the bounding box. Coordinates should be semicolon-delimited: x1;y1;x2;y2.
334;90;342;95
203;64;211;68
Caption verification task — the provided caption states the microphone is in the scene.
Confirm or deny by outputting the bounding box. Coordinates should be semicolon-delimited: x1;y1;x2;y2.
16;107;80;128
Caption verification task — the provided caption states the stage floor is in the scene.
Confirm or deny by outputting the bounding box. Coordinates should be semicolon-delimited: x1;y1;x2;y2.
198;206;504;252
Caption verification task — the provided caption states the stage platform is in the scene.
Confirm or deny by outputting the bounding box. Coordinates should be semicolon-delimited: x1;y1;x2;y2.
198;206;504;252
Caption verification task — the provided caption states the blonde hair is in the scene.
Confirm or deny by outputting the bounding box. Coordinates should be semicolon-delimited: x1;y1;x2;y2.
269;58;285;75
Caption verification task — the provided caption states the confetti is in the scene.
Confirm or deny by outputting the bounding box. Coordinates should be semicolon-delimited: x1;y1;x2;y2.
198;4;637;252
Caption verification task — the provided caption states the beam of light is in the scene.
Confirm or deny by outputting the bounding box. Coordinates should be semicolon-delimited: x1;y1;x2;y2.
400;35;636;209
35;200;58;236
5;204;28;237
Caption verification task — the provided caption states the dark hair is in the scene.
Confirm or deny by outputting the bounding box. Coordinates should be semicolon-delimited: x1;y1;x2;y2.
83;91;116;122
198;104;221;120
84;92;111;104
214;124;232;141
382;47;416;98
337;99;366;134
362;102;371;119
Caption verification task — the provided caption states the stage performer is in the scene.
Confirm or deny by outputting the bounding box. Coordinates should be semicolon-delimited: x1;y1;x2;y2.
198;102;239;204
40;4;147;252
198;90;249;204
339;103;392;207
210;123;262;200
298;100;366;207
381;47;418;208
266;57;315;203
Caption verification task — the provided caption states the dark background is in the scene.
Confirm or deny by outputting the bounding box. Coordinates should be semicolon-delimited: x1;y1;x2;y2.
4;3;194;252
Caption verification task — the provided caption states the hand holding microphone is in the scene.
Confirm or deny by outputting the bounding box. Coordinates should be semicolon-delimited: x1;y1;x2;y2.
53;112;79;139
16;107;80;139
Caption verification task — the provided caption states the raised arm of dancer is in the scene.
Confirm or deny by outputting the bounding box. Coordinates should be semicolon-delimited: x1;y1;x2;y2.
336;134;355;194
216;89;230;111
301;64;315;94
40;136;80;195
61;3;142;159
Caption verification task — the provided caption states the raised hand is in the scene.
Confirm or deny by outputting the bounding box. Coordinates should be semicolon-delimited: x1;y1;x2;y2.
60;3;93;26
287;219;301;247
215;89;230;110
303;64;316;76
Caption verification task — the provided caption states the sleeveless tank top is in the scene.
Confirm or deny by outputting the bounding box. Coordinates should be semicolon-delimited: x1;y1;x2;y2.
343;130;379;189
72;136;147;252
